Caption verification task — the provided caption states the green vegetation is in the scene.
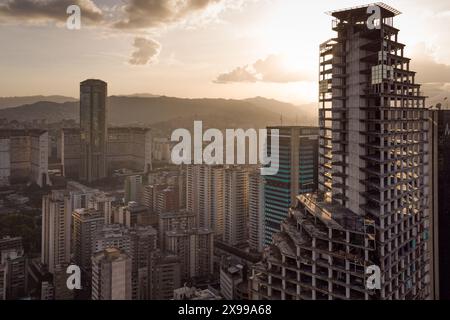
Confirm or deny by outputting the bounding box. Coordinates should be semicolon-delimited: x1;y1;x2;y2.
0;211;41;255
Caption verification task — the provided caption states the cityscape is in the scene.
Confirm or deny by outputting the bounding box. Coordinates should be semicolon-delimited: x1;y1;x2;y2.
0;0;449;304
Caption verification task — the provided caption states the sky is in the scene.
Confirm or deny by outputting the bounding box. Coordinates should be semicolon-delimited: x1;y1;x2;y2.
0;0;449;105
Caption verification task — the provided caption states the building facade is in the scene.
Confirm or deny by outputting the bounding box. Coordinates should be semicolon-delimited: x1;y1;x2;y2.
251;4;430;300
263;126;319;245
430;109;450;300
91;248;132;300
249;170;265;253
223;166;249;247
186;165;225;236
41;190;72;274
62;127;152;180
0;129;50;187
80;79;108;183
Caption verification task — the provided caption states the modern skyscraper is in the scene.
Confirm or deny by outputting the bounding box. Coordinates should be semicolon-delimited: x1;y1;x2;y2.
80;79;108;183
263;126;319;245
223;166;249;247
186;165;225;236
91;248;132;300
251;3;430;300
41;190;72;274
430;109;450;300
248;170;265;253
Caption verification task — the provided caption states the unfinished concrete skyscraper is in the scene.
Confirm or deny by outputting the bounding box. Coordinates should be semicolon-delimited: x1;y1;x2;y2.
251;3;430;300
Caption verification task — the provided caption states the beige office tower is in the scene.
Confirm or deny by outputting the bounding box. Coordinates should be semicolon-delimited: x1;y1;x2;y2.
165;228;214;281
248;170;265;253
186;165;224;236
251;3;430;300
223;167;249;247
91;248;132;300
0;129;50;187
80;79;108;183
41;190;72;274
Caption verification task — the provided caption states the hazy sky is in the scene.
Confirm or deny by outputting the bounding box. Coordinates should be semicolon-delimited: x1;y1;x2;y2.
0;0;449;104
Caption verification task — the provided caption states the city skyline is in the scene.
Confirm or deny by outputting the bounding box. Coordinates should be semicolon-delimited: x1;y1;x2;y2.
0;0;449;105
1;1;450;304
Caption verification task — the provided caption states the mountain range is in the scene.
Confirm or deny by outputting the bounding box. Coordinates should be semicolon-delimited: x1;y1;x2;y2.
0;95;317;132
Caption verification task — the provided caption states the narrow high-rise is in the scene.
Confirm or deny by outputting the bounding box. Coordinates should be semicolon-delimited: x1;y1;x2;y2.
186;165;225;236
80;79;108;183
223;166;249;247
248;170;265;253
251;3;430;300
41;191;72;274
430;108;450;300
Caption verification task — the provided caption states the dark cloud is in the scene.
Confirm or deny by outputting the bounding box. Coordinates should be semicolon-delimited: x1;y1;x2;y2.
215;54;311;84
114;0;223;29
0;0;103;24
129;37;161;65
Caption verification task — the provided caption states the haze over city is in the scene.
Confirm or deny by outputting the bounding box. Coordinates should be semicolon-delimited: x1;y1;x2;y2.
0;0;449;105
1;0;450;308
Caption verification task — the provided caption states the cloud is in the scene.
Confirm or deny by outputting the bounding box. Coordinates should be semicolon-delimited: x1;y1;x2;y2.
215;54;311;84
129;37;161;65
114;0;226;30
0;0;103;24
410;43;450;83
214;65;258;83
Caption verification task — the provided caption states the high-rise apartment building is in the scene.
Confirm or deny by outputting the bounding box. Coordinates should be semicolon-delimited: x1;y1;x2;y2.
263;126;318;245
165;228;214;281
249;170;265;253
251;3;430;300
72;208;105;273
223;166;249;247
430;109;450;300
80;79;108;183
148;250;181;300
158;210;196;250
186;165;224;236
91;248;132;300
0;237;27;300
41;190;72;274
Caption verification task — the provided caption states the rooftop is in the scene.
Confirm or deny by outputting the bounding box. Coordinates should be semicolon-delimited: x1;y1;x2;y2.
327;2;401;19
